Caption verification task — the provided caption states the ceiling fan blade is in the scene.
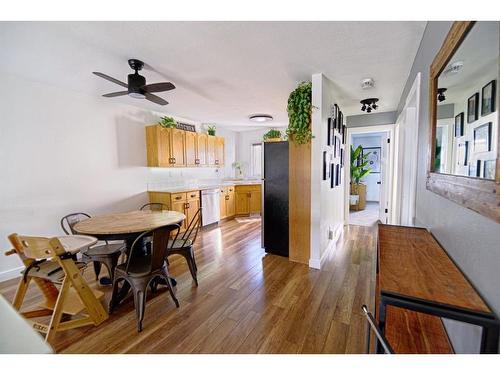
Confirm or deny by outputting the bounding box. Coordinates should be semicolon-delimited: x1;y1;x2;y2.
102;91;129;98
142;82;176;93
145;92;168;106
92;72;128;88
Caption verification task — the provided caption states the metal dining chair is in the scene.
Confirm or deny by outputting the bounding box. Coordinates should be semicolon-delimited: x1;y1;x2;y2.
140;203;167;211
60;212;125;282
109;225;180;332
362;304;394;354
166;207;202;286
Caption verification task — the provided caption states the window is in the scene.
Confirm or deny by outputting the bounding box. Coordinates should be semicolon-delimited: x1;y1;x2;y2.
250;143;263;178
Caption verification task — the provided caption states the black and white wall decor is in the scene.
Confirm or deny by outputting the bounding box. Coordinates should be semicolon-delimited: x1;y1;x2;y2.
474;122;492;152
467;92;479;123
481;80;496;116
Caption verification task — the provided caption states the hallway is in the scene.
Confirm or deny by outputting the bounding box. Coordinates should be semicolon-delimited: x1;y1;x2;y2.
349;202;380;227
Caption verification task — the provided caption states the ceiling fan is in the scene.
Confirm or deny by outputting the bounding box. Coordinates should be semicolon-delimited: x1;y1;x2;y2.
93;59;175;106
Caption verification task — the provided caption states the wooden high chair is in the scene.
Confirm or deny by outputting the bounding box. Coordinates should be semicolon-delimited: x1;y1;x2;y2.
6;233;109;343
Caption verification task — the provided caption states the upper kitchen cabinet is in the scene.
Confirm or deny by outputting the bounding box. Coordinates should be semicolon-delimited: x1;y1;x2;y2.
215;136;225;166
207;135;216;166
145;124;225;168
196;133;208;166
185;131;197;167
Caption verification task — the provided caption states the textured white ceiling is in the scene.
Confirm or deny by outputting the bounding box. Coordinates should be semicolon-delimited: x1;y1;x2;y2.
0;21;426;130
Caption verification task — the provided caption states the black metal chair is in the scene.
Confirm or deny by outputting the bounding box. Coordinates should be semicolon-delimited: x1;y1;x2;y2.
166;208;202;286
361;304;394;354
140;203;167;211
60;212;125;282
109;225;180;332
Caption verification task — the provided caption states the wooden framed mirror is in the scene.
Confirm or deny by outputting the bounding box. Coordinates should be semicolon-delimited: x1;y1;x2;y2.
427;21;500;223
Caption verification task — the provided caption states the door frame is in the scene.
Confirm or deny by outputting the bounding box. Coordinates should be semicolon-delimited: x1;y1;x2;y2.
344;124;397;225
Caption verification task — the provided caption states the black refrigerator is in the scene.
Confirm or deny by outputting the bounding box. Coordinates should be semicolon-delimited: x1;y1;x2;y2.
262;141;289;257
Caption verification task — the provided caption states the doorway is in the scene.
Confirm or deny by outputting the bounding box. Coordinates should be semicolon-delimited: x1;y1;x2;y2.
345;124;396;227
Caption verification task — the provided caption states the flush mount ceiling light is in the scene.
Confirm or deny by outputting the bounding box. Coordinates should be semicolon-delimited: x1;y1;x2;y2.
361;78;375;90
437;88;447;102
443;61;464;75
360;98;379;113
249;114;273;123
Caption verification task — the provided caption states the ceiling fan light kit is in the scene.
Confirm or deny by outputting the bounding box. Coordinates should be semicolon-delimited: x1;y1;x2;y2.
93;59;175;106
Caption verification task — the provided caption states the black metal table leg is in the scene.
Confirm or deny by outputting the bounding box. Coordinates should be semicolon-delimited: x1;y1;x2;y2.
480;326;500;354
376;298;387;354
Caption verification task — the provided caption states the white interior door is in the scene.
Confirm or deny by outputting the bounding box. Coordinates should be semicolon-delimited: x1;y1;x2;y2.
379;132;390;223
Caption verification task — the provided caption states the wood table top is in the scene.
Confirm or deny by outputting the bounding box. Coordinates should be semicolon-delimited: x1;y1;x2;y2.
73;210;186;235
378;224;491;314
57;235;98;254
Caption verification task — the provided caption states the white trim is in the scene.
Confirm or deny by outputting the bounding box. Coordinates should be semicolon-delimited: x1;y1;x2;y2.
0;266;23;282
309;223;344;269
344;124;397;225
308;258;321;269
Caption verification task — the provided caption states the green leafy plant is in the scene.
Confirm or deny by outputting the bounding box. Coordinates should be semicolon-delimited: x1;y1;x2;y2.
232;161;243;177
350;145;372;184
158;116;177;128
286;81;313;144
207;125;216;136
263;129;282;141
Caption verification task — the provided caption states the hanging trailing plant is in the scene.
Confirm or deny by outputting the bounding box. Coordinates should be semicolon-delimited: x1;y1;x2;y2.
286;81;313;144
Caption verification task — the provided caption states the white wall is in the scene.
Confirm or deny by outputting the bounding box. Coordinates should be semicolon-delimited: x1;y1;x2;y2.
309;73;345;268
0;72;236;280
352;134;382;202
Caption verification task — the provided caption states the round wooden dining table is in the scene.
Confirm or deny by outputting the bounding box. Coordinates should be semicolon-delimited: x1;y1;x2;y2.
73;210;185;289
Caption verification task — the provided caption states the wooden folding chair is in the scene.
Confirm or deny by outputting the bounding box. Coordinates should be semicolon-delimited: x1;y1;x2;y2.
6;233;109;343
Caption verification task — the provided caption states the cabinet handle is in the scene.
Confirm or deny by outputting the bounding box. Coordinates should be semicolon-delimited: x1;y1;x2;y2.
247;192;251;197
172;157;176;164
175;196;182;200
225;195;229;201
195;159;200;164
185;203;190;209
215;160;219;165
190;194;196;198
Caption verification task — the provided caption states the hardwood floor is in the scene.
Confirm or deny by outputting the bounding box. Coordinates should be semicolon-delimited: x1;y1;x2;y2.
0;219;377;354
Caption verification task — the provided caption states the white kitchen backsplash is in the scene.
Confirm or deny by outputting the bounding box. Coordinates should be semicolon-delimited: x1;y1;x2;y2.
146;167;226;190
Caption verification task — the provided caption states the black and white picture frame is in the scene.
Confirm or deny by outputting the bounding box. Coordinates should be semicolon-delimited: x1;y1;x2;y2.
457;141;469;166
481;80;496;116
454;112;464;137
473;122;492;153
469;159;481;178
335;164;341;186
467;92;479;123
483;160;496;180
340;148;344;167
322;151;327;180
342;124;346;144
338;111;343;131
330;163;335;188
327;118;332;146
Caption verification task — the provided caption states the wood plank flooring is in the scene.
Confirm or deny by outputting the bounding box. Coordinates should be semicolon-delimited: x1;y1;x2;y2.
0;219;377;353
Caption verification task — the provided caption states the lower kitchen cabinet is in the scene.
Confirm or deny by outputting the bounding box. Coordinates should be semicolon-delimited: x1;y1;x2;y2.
220;185;235;219
234;184;262;216
148;190;200;232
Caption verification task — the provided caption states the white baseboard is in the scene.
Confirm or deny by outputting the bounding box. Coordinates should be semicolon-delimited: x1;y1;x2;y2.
308;224;345;270
0;267;23;282
308;258;321;269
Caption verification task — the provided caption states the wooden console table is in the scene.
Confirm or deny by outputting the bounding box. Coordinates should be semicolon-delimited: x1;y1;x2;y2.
376;224;500;354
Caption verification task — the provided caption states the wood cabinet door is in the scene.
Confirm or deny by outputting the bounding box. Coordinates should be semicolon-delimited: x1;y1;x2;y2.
170;128;186;167
249;190;262;214
219;188;227;219
226;192;235;217
185;198;200;228
215;137;225;166
185;131;197;167
171;200;187;231
196;133;208;166
146;125;171;167
235;191;249;215
207;135;216;166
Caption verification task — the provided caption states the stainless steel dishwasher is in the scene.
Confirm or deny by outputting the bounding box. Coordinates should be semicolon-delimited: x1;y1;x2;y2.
201;188;220;226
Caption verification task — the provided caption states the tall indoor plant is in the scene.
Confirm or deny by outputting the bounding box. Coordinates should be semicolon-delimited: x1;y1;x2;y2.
350;145;372;211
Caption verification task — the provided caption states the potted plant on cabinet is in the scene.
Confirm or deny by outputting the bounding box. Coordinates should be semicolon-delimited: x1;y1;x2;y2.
207;125;216;136
286;81;313;144
158;116;177;128
263;129;282;142
350;145;372;211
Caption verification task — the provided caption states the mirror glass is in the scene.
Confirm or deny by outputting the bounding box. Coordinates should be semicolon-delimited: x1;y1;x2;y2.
435;21;498;180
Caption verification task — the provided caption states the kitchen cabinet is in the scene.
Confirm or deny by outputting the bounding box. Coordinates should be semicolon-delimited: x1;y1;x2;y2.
147;190;200;232
196;133;208;166
145;125;186;167
145;125;225;169
207;135;216;166
185;131;197;167
215;136;225;166
219;186;235;219
235;184;261;216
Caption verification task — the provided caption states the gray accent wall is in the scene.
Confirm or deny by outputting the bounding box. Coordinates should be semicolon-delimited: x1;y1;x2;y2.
437;103;454;119
346;111;397;127
397;21;500;353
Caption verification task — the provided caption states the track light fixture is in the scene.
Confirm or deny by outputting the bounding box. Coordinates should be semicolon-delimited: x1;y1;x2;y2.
437;88;447;102
360;98;379;113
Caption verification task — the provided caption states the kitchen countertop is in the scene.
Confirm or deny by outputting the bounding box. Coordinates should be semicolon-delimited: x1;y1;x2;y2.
148;180;262;194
